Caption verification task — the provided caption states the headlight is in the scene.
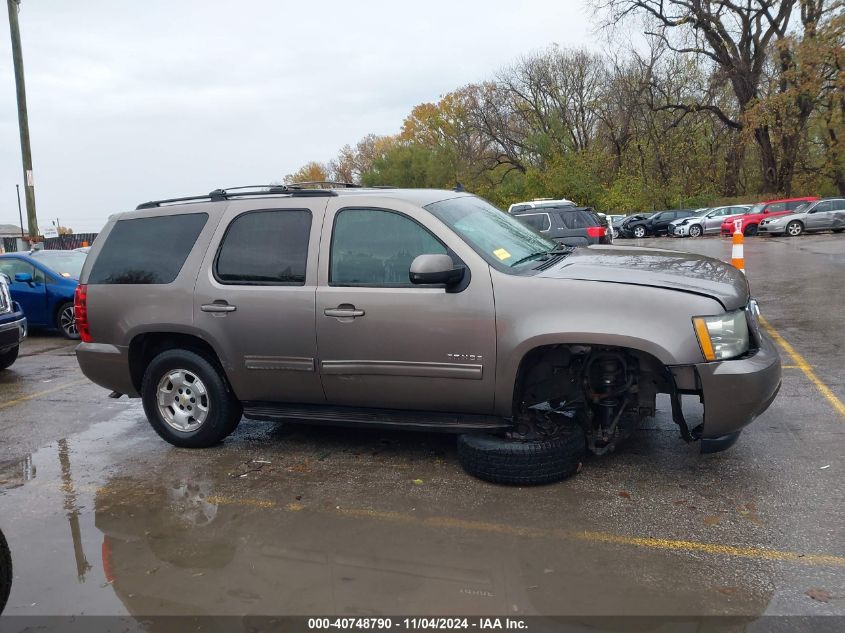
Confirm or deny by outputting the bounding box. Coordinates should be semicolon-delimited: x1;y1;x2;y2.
692;309;749;361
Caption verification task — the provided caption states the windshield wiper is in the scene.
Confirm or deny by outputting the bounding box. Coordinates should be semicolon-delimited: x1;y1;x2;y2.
510;251;552;267
510;244;575;268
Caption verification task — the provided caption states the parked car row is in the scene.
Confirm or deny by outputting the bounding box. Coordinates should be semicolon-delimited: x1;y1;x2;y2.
0;249;86;340
605;195;843;240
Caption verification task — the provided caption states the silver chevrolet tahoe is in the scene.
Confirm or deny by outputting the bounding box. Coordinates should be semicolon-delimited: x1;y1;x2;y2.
75;186;782;485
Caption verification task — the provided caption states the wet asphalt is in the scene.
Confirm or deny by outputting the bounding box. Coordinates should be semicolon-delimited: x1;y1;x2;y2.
0;234;843;619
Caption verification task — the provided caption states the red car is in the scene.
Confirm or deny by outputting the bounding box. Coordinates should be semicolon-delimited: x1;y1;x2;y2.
721;197;819;236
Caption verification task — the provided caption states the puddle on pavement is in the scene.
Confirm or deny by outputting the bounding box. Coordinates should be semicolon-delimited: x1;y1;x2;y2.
0;454;36;491
0;406;782;618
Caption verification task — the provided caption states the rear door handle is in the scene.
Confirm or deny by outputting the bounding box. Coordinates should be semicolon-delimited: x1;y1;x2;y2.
201;301;237;313
324;305;365;318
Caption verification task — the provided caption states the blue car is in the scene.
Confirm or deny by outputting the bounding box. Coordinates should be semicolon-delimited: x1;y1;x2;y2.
0;250;87;339
0;273;27;369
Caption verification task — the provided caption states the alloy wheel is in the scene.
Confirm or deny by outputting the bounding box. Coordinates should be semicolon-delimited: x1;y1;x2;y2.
59;305;78;338
156;369;210;432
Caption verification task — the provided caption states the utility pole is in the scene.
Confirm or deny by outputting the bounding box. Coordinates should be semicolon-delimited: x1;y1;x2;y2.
7;0;38;238
15;184;24;238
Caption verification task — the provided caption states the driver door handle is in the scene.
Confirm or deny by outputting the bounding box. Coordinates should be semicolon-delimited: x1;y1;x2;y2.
201;301;237;313
324;305;365;318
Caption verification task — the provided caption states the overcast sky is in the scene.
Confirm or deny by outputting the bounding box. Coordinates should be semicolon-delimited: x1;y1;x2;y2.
1;0;602;233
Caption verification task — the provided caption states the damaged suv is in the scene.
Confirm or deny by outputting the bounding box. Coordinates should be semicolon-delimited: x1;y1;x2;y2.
75;187;781;485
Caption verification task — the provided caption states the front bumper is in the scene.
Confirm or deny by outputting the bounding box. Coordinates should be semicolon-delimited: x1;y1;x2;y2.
76;342;138;396
671;225;689;237
0;311;27;352
693;325;782;441
757;223;784;235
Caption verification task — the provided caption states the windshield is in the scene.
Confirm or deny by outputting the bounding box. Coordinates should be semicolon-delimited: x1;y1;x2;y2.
31;250;87;279
426;196;556;269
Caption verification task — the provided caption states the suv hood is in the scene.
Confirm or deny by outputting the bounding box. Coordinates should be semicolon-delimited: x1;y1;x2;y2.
536;246;748;311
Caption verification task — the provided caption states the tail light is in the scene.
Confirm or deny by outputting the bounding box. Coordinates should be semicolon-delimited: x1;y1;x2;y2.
74;284;92;342
587;226;606;238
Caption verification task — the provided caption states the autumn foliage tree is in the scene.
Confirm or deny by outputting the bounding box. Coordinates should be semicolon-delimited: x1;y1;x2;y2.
285;0;844;209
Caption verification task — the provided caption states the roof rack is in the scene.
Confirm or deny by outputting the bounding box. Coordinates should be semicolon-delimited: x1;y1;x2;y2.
286;181;360;189
136;184;339;210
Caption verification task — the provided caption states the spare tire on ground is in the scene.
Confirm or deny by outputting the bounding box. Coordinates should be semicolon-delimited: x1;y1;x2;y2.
457;426;586;486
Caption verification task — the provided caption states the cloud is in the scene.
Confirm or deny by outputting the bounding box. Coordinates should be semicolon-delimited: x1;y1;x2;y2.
0;0;595;232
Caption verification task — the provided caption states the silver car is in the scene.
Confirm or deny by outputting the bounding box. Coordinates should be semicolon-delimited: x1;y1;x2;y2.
758;198;845;236
671;205;751;237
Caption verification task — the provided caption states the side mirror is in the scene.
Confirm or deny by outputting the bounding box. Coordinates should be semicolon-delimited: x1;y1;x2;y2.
14;272;33;284
409;254;465;286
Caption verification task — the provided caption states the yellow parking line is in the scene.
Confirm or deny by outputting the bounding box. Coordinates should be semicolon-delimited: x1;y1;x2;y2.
759;315;845;419
201;495;845;568
0;379;90;411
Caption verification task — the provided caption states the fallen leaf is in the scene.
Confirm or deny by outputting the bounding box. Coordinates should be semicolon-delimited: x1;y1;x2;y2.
820;465;830;470
295;495;302;501
618;491;631;499
412;479;424;485
806;588;831;603
672;499;687;506
717;586;738;595
704;515;722;526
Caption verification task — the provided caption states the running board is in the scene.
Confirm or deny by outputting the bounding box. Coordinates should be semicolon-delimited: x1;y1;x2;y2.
241;402;512;433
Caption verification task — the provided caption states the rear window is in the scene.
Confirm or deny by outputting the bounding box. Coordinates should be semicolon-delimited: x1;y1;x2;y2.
88;213;208;284
215;209;311;285
557;210;599;229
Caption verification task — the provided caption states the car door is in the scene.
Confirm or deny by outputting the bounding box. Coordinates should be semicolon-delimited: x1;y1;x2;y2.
193;199;326;404
830;199;845;230
315;199;497;413
804;201;832;231
702;208;726;233
0;258;48;326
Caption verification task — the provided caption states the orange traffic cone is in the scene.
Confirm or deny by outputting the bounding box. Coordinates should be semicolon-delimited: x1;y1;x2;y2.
731;220;745;273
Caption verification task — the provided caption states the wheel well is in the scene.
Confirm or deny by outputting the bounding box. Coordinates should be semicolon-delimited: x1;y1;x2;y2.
128;332;224;394
512;343;670;413
54;298;73;326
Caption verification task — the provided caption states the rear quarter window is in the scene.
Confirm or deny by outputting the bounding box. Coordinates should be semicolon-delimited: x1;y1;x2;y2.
88;213;208;284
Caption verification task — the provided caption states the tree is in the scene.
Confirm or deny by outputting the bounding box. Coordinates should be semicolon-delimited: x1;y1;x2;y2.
600;0;831;194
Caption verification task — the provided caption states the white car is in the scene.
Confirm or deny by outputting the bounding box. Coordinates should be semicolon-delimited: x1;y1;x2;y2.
508;198;576;214
671;205;751;237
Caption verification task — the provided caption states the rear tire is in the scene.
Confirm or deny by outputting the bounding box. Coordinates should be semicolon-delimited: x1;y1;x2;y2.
141;349;242;448
457;427;586;486
0;346;18;371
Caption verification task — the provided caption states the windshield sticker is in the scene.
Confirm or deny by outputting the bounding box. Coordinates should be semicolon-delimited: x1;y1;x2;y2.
493;248;512;261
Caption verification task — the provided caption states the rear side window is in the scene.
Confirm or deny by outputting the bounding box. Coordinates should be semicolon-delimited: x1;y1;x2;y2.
558;210;598;229
515;213;551;231
215;210;311;285
88;213;208;284
830;200;845;211
786;200;809;211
